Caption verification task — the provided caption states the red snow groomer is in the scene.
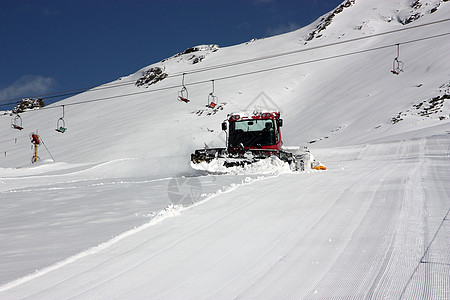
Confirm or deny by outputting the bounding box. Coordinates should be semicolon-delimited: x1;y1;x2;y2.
191;111;316;171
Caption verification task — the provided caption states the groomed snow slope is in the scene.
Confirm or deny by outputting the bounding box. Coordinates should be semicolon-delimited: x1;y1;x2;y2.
0;0;449;298
1;137;449;299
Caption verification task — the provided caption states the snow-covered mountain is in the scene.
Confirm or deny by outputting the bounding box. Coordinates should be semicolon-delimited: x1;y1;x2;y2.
1;0;448;169
1;0;449;298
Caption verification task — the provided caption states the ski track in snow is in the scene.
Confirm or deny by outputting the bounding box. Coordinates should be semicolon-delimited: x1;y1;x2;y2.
0;136;449;299
0;171;281;294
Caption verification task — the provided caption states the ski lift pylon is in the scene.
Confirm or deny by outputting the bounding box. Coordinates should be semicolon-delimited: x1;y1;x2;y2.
55;105;67;133
207;80;218;109
391;44;404;75
11;114;23;130
178;73;190;103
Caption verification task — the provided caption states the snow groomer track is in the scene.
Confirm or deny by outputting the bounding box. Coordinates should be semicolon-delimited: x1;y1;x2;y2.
1;135;449;299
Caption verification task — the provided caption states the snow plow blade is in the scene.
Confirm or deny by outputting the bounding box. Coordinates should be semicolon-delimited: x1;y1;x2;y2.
191;148;297;169
191;148;227;164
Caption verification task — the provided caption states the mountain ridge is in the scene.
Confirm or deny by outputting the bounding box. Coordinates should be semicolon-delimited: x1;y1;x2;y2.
0;0;448;169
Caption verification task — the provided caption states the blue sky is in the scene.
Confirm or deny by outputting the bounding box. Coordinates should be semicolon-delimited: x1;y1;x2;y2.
0;0;343;108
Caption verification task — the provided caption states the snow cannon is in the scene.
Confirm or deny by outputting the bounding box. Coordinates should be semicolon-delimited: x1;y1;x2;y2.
190;111;325;172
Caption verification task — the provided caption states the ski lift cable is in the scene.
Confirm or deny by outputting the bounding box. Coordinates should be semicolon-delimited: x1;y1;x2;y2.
0;17;448;105
54;31;450;108
0;31;449;116
44;18;450;102
15;18;450;104
0;82;137;107
2;31;450;114
0;80;138;104
3;32;450;115
0;23;447;107
171;18;450;77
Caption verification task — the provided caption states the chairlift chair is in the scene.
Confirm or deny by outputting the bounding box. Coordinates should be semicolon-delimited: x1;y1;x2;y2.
178;86;190;103
207;93;217;108
56;118;67;133
391;44;404;75
11;114;23;130
391;58;404;75
55;105;67;133
207;80;218;108
178;73;190;103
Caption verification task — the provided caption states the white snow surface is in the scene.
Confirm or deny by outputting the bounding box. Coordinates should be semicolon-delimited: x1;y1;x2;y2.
1;0;450;298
